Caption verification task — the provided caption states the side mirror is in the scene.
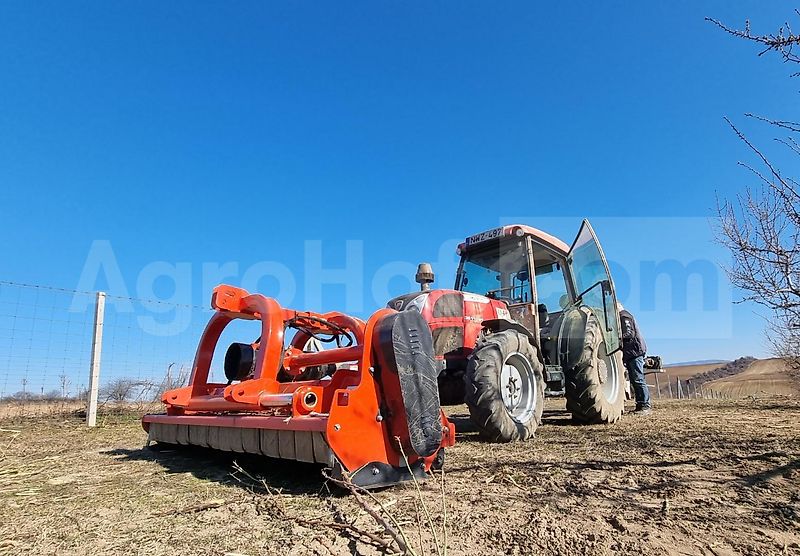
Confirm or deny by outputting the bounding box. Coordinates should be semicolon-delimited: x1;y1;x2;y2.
415;263;435;291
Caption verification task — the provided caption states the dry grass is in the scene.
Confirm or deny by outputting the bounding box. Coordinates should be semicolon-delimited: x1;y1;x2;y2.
1;399;799;555
0;401;163;420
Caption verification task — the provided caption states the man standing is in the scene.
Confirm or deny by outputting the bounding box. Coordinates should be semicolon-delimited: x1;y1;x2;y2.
618;303;651;414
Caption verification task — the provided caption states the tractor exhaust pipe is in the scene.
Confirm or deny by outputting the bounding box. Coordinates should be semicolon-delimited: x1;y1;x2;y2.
415;262;435;291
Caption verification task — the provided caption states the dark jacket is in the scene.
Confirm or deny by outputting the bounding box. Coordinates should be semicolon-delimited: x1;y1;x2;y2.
619;309;647;363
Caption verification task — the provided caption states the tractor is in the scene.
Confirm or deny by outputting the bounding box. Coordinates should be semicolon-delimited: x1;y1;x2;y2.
387;220;627;442
143;219;630;487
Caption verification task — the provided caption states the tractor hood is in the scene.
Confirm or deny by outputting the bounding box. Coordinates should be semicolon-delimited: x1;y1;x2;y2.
387;289;498;314
386;288;510;359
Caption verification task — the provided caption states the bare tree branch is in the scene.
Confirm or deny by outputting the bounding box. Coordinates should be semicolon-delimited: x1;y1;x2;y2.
746;113;800;133
710;12;800;363
706;14;800;67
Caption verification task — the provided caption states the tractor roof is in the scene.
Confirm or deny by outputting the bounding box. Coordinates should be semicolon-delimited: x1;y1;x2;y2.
458;224;569;256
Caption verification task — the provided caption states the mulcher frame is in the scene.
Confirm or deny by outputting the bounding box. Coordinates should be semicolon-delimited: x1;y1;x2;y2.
142;285;455;484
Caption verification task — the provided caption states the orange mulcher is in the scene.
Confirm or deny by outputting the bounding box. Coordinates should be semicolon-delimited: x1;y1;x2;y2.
142;284;455;488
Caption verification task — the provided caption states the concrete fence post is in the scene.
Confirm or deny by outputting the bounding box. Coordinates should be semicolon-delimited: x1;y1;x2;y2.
87;291;106;427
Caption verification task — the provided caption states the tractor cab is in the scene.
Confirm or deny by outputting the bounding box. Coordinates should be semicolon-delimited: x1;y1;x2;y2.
455;225;570;335
454;222;623;394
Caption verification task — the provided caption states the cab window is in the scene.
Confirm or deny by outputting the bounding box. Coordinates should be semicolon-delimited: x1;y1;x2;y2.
456;240;532;304
534;263;569;312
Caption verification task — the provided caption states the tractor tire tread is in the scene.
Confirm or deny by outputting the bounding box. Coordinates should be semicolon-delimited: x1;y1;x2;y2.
564;312;624;425
464;330;545;442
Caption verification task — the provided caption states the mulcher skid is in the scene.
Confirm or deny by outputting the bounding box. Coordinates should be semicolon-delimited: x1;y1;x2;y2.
142;285;455;489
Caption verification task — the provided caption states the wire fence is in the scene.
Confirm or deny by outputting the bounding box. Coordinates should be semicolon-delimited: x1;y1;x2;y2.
647;372;733;400
0;280;738;420
0;281;259;418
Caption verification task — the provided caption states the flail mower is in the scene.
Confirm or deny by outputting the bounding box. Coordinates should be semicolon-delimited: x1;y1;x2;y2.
143;285;454;489
144;219;640;487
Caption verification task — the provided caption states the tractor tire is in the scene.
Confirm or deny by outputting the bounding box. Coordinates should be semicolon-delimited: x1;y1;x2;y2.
464;330;545;442
565;312;625;424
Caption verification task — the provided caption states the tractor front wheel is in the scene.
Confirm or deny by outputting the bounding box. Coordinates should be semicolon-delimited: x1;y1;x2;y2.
464;330;545;442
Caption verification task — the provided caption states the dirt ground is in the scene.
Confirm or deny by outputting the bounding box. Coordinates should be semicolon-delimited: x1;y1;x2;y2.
1;399;799;556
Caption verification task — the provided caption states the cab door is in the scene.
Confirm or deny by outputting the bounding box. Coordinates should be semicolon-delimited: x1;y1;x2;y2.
566;220;621;354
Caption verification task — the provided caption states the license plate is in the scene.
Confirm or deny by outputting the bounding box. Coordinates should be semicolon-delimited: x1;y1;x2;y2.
466;227;504;245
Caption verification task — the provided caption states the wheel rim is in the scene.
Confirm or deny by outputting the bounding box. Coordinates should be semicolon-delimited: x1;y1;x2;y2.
597;343;620;403
499;352;537;424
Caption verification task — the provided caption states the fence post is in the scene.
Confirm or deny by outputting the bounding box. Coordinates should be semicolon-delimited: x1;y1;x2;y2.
668;379;673;399
654;374;661;399
677;378;682;399
87;291;106;427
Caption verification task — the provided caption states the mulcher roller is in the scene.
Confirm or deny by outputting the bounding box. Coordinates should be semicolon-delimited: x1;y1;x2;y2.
142;284;455;488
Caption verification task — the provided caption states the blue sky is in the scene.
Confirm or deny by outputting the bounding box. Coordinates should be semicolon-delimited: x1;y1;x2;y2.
0;2;796;364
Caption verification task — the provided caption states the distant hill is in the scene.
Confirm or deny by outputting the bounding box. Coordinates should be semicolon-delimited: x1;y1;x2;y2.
664;359;728;368
706;358;799;398
688;357;756;386
648;357;799;398
653;362;725;382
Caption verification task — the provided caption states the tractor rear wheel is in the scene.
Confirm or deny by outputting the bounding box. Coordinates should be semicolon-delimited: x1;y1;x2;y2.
464;330;545;442
565;313;625;424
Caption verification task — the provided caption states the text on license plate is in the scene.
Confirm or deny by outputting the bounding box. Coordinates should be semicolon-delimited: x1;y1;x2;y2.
466;227;504;245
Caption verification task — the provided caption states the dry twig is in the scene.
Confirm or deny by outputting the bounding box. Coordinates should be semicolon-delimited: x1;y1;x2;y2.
395;437;441;556
232;461;405;554
322;468;414;554
153;498;229;516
